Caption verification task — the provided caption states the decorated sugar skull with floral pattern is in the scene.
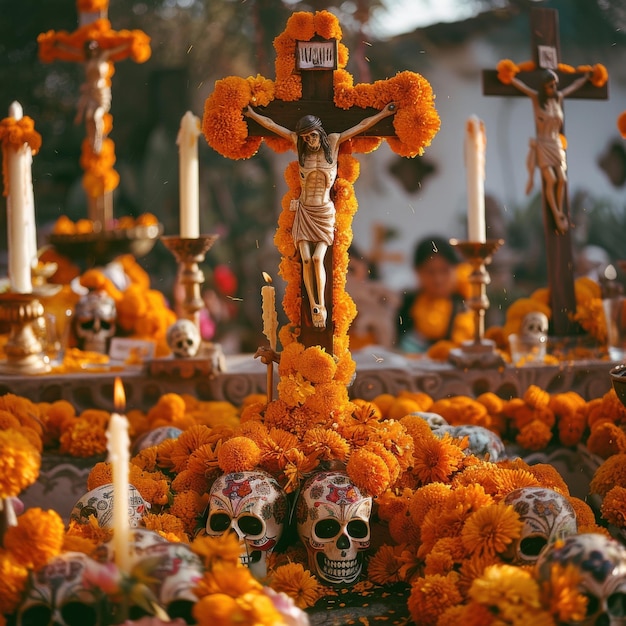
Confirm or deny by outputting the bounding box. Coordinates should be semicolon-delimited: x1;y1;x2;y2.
503;486;577;564
204;470;288;578
296;471;372;586
74;291;117;354
536;533;626;626
70;483;149;528
449;424;506;461
16;552;107;626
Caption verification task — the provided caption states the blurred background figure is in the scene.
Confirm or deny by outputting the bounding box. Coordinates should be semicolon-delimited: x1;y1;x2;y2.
346;245;400;350
396;235;474;354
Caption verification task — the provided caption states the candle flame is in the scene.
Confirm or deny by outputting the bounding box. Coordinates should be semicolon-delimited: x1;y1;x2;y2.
114;377;126;412
262;272;272;285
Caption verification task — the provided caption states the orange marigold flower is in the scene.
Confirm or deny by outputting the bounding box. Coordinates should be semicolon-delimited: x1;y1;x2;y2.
217;436;261;473
600;485;626;528
438;603;495;626
567;497;596;527
0;550;28;615
171;469;210;495
367;543;404;584
59;418;108;457
269;562;322;609
523;385;550;409
469;563;541;611
407;482;452;526
412;433;465;485
387;397;422;420
587;421;626;459
526;463;569;495
192;533;242;570
407;571;462;626
496;59;519;84
169;490;205;535
142;512;189;542
541;562;588;624
491;467;541;499
618;110;626;139
277;372;316;407
590;453;626;497
476;392;504;415
0;429;41;498
169;424;215;473
515;419;554;451
197;562;263;597
346;447;390;497
461;503;522;558
558;413;587;447
301;428;349;462
4;507;65;569
295;346;337;383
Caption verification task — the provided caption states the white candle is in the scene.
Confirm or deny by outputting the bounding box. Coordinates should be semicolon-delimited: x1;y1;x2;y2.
464;115;487;243
261;272;278;351
106;378;131;574
177;111;201;239
5;102;36;293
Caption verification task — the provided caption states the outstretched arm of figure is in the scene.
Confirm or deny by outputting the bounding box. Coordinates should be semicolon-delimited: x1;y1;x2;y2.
245;106;295;142
53;41;84;60
560;72;591;98
339;102;396;143
510;76;537;98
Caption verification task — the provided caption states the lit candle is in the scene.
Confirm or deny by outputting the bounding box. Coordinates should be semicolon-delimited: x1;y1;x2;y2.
177;111;201;239
261;272;278;351
4;102;37;293
106;377;131;574
464;115;487;243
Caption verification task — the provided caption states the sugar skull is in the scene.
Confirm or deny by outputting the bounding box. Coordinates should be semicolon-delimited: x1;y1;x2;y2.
296;471;372;586
503;486;577;564
70;483;150;528
449;424;506;461
74;291;116;354
132;426;183;455
204;470;288;579
166;319;201;358
520;311;549;342
411;411;450;434
16;552;107;626
536;533;626;626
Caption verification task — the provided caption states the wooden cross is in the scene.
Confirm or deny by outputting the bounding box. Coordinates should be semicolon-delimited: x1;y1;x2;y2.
245;41;397;352
483;7;608;336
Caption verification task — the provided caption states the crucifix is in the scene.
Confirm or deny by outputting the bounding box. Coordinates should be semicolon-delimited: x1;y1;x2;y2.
244;40;399;352
37;1;150;228
483;7;608;337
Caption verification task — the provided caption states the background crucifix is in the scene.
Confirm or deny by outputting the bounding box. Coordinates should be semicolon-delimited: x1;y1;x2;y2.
483;7;608;337
245;39;398;352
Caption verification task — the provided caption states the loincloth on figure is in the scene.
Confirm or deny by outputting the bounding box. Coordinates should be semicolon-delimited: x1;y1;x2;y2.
291;199;336;246
532;136;566;170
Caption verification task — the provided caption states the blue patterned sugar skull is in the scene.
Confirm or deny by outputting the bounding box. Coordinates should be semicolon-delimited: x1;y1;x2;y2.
537;533;626;626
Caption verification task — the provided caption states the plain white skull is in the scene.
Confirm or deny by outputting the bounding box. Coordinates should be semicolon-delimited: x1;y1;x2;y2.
16;552;107;626
70;483;150;528
536;533;626;626
204;470;288;579
74;291;116;354
520;311;549;342
296;471;371;586
166;319;201;358
503;486;577;564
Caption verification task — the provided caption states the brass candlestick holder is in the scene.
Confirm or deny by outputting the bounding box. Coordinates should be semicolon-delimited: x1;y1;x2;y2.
448;238;505;369
0;293;51;374
161;235;219;323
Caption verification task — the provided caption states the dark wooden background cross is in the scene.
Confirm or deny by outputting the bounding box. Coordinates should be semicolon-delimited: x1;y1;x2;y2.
482;7;608;337
246;42;397;352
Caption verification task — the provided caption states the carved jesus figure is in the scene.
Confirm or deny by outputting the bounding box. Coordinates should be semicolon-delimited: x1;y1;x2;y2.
511;68;590;233
245;103;396;328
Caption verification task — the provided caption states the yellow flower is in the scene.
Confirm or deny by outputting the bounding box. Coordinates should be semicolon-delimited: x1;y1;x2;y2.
4;508;65;569
469;564;541;611
541;562;588;623
301;428;350;462
0;550;28;615
461;503;523;558
269;562;321;608
277;372;316;407
192;534;242;570
0;429;40;498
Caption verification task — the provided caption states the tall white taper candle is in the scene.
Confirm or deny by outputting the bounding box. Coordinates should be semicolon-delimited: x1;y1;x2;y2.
6;102;36;293
464;115;487;243
106;378;131;574
177;111;201;239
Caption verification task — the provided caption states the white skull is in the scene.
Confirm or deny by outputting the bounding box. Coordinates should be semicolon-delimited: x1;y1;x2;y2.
536;533;626;626
16;552;107;626
520;312;549;342
132;426;183;455
70;483;150;528
166;319;201;358
296;471;371;586
503;487;577;564
449;424;506;461
410;411;451;434
74;291;116;354
204;470;288;579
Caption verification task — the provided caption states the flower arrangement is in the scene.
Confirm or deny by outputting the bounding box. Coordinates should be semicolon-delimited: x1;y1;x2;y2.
495;59;608;88
619;111;626;139
0;114;42;199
